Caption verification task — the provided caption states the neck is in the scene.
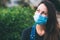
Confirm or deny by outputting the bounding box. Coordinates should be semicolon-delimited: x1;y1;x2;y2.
36;24;46;36
36;24;46;30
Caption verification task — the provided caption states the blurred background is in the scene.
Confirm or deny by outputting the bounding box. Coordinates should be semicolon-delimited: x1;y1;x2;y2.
0;0;60;40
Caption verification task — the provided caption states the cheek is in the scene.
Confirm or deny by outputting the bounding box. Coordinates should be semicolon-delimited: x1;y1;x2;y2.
42;14;46;16
34;12;40;16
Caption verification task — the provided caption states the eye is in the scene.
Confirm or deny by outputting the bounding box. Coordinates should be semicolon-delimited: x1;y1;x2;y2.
36;9;40;12
42;11;47;15
42;11;44;13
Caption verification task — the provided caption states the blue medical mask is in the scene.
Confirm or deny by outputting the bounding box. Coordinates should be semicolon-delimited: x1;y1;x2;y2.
33;13;48;25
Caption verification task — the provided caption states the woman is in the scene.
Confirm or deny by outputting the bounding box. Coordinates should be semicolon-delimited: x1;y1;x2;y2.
21;1;60;40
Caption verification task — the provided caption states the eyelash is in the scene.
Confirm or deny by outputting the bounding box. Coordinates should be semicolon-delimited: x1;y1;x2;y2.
41;12;47;15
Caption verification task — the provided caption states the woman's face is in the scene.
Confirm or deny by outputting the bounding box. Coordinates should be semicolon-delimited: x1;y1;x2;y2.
34;3;48;16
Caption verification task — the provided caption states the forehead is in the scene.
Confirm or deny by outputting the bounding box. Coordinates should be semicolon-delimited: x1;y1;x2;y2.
37;3;48;12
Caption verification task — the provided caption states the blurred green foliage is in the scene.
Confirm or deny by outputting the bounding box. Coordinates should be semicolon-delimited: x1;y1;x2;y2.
0;6;35;40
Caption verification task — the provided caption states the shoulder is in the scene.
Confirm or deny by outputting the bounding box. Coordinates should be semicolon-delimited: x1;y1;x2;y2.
21;27;32;40
22;27;32;34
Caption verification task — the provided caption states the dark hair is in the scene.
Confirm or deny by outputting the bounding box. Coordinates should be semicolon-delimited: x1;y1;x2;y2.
38;1;60;40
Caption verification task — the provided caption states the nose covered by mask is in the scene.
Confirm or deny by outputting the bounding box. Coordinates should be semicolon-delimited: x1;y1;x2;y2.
33;13;48;25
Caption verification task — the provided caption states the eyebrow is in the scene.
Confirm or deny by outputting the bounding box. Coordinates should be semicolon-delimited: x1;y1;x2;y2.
36;8;47;13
